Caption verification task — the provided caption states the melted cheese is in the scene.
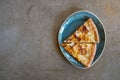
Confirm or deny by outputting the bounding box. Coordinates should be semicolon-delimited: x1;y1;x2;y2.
78;54;86;61
73;45;78;51
78;54;88;64
86;26;90;30
87;32;95;42
69;42;74;46
86;53;90;57
75;32;82;37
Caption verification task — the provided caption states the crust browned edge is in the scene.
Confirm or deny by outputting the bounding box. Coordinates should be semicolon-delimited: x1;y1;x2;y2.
86;44;96;68
88;18;100;43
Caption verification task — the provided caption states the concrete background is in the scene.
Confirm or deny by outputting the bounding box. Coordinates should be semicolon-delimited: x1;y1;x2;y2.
0;0;120;80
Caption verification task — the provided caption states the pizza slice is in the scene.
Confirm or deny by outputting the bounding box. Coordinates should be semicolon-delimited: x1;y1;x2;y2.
61;42;96;68
63;18;99;44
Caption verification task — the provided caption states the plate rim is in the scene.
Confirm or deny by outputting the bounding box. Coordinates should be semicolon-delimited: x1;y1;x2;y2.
57;10;106;69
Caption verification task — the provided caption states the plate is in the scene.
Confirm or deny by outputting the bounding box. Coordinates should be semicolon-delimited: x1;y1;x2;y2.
58;10;106;69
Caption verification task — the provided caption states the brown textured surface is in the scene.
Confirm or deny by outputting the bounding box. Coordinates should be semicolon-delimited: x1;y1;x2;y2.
0;0;120;80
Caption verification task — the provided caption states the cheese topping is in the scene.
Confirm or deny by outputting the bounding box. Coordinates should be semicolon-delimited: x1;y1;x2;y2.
86;26;90;30
75;31;82;37
78;54;86;61
69;42;74;47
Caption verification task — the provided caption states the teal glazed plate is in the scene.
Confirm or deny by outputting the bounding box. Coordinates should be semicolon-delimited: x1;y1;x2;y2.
58;10;106;69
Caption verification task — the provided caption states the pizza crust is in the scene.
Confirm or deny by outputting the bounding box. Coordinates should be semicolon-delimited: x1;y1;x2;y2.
86;43;96;67
85;18;99;43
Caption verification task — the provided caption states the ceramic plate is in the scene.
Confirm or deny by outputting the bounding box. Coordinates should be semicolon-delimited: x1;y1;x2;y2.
58;10;106;69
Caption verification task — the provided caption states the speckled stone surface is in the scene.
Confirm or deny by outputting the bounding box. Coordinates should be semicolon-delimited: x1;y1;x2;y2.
0;0;120;80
